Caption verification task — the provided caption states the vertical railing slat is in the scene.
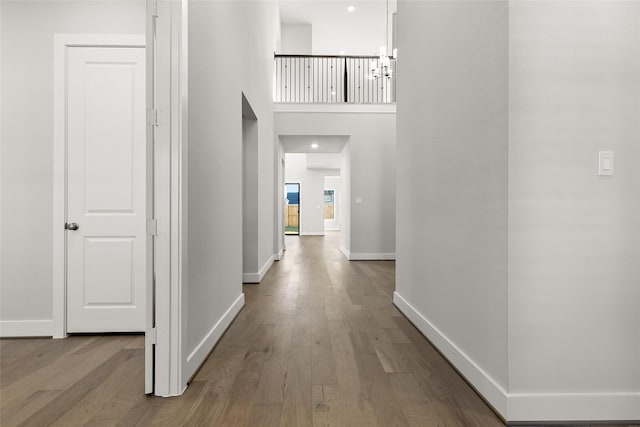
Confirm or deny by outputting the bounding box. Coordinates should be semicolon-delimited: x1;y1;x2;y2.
274;55;395;104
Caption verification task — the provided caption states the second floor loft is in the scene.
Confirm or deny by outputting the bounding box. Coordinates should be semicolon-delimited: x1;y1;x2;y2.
274;54;397;105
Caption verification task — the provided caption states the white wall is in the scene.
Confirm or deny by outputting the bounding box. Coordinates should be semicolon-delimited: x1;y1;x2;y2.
324;176;340;231
186;0;279;382
280;23;311;54
275;110;395;259
395;0;509;414
0;0;145;335
279;1;396;56
0;2;3;333
242;115;259;281
507;1;640;421
277;141;285;256
307;152;341;170
396;0;640;422
340;142;351;254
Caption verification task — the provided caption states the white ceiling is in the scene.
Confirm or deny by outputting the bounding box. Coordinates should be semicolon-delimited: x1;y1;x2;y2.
279;0;397;56
280;135;348;153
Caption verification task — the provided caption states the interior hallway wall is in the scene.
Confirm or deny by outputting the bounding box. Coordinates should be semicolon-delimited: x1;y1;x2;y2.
340;142;351;254
186;0;280;381
276;140;285;256
396;0;640;421
280;23;311;54
395;0;509;413
242;113;259;282
507;1;640;420
0;0;145;335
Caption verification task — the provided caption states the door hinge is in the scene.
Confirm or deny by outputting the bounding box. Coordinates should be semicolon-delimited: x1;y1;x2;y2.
147;218;159;236
148;0;159;17
147;109;159;127
146;327;157;345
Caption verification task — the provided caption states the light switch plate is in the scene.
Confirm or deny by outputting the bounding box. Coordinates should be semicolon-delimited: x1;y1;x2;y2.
355;197;363;204
598;151;614;176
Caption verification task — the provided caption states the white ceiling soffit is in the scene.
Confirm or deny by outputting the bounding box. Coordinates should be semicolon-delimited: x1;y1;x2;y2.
279;0;397;56
306;153;342;170
280;135;348;153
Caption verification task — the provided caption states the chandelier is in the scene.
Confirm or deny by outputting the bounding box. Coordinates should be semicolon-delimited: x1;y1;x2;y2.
370;0;395;80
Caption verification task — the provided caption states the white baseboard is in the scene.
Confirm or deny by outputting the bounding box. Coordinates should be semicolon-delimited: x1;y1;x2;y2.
274;249;284;261
300;231;324;236
349;252;395;261
392;292;508;416
0;319;54;337
243;273;259;283
243;254;275;284
259;255;276;279
339;245;395;261
339;244;350;260
393;291;640;423
508;391;640;422
185;293;244;379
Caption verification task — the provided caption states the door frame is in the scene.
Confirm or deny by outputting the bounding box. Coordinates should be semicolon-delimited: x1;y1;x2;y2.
323;187;339;230
52;0;188;398
52;34;147;338
284;182;301;235
148;0;189;397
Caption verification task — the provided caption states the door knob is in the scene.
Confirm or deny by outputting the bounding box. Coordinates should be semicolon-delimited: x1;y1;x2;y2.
65;222;79;231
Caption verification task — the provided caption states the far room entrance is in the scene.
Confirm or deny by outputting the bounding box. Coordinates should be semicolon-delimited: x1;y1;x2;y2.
278;135;348;247
284;183;300;235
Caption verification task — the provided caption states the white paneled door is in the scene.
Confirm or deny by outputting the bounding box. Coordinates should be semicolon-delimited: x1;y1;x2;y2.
66;46;146;332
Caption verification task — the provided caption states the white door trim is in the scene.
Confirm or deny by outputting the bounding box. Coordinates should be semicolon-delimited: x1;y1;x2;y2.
152;0;189;396
53;34;146;339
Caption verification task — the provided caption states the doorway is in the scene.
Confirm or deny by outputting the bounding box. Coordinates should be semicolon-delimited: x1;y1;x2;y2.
242;94;259;282
53;35;148;336
323;175;341;232
277;136;349;246
285;183;300;235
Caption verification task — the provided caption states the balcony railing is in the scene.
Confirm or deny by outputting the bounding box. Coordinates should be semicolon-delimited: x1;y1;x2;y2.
274;54;396;104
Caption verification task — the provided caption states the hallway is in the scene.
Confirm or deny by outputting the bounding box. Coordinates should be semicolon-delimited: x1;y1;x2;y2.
191;233;504;426
2;233;503;426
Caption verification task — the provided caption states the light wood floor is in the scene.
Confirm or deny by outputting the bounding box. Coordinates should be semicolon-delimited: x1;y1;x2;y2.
2;233;633;426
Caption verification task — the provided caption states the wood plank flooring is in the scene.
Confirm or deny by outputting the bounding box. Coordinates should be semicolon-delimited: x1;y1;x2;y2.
2;233;634;426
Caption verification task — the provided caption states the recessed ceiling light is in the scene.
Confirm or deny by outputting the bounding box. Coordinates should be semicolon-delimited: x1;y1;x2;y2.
311;143;319;149
347;5;355;12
